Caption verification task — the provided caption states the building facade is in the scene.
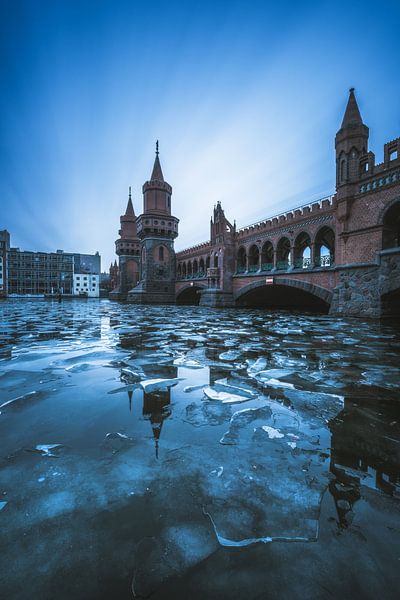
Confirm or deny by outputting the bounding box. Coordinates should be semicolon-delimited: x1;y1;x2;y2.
0;230;10;298
3;242;101;297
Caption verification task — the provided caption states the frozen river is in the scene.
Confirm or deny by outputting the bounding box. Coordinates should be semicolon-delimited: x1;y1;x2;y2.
0;299;399;599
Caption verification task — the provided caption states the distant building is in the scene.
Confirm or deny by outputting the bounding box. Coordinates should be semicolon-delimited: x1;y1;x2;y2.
108;261;119;291
7;248;74;295
72;252;101;297
3;239;101;297
73;274;100;297
0;230;10;298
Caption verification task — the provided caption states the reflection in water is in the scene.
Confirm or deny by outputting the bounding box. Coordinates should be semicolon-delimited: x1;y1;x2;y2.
329;399;400;527
0;299;399;599
142;390;172;459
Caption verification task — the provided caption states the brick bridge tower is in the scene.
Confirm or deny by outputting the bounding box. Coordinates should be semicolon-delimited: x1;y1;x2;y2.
200;201;236;307
110;188;141;300
128;142;179;303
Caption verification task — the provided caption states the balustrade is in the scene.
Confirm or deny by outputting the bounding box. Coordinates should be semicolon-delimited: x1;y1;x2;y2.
260;262;273;272
276;260;289;271
314;254;334;267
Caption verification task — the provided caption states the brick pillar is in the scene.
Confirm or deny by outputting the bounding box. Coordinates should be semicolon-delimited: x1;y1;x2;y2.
310;242;316;268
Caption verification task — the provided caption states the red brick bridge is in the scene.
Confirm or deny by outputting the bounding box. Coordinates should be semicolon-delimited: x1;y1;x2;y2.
175;90;400;317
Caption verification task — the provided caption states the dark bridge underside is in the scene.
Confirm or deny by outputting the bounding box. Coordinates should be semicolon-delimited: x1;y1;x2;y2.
381;288;400;318
236;284;330;313
176;285;204;305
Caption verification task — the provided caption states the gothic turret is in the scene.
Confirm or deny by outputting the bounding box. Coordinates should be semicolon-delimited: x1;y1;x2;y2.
110;188;141;299
335;88;370;188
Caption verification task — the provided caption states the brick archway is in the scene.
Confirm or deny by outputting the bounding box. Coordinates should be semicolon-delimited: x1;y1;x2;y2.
234;277;333;305
176;282;208;305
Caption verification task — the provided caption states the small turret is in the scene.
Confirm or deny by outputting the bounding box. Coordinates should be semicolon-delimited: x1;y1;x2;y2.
335;88;369;187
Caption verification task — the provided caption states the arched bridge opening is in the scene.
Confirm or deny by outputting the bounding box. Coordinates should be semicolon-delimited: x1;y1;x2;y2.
176;284;205;305
235;279;332;314
381;288;400;318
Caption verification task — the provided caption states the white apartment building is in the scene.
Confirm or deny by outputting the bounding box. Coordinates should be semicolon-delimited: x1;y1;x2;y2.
73;273;100;297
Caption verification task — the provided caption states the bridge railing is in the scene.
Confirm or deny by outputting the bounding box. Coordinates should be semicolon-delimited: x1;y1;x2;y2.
234;255;334;274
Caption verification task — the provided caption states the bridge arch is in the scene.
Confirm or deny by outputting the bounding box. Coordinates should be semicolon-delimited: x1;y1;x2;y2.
381;198;400;250
234;278;332;313
176;283;207;305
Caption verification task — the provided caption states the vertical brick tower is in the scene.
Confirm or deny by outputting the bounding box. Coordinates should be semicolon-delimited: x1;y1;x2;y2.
128;142;179;303
110;188;141;300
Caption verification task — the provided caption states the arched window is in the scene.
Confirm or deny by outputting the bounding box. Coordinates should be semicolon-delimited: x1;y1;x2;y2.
206;256;210;270
261;241;273;271
248;245;259;272
193;259;198;275
199;258;205;275
340;158;346;182
276;237;291;270
159;246;164;261
314;227;335;267
237;247;246;273
214;253;218;268
293;232;311;269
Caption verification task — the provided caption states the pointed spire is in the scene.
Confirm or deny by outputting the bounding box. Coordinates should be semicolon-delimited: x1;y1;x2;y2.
341;88;363;128
125;187;135;216
150;140;164;181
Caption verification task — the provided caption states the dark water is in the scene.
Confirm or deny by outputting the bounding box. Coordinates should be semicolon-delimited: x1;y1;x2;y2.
0;299;399;599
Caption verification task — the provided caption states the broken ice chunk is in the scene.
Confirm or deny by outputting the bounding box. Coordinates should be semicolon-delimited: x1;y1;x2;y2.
35;444;63;457
0;391;42;410
173;356;203;369
0;501;7;511
203;382;256;404
261;426;284;439
183;384;207;393
65;363;96;373
256;368;295;380
261;378;295;390
219;350;241;362
220;405;273;445
103;432;134;453
120;367;144;382
139;378;182;392
247;357;267;375
210;466;224;477
203;388;249;404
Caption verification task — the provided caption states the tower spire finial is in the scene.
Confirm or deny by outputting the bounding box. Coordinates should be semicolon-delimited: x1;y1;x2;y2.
156;140;159;156
341;87;363;129
129;186;131;200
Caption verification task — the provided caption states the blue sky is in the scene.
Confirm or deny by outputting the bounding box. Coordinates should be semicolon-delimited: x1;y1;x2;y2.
1;0;400;269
